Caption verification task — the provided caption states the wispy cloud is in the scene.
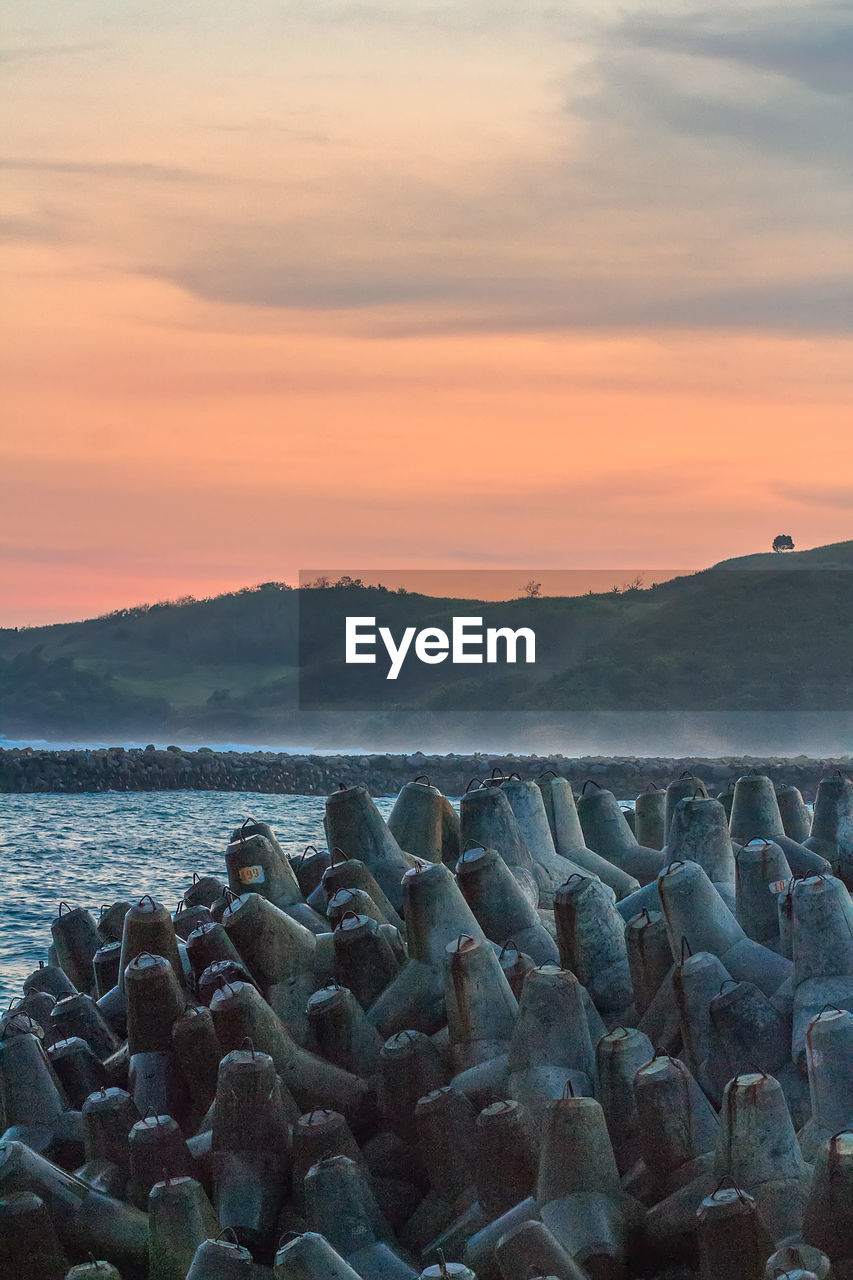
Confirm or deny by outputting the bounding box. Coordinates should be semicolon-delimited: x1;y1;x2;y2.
775;483;853;510
0;157;227;184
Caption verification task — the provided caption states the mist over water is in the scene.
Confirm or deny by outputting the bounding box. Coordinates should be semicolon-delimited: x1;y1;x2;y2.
5;710;853;758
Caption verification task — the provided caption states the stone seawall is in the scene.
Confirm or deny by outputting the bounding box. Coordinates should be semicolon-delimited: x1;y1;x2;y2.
0;746;850;798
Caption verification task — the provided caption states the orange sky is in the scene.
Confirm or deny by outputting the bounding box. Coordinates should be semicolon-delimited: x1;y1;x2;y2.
2;2;852;626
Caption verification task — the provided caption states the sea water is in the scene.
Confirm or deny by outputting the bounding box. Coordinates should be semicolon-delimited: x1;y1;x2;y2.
0;790;395;1004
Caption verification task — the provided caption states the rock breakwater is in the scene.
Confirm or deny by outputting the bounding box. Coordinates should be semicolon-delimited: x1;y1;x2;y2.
1;746;850;797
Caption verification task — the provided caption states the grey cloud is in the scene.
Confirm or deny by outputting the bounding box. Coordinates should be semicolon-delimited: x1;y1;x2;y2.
10;1;852;341
0;213;61;243
617;4;853;97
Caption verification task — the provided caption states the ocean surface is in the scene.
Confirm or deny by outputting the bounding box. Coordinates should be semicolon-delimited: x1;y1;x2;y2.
0;790;397;1005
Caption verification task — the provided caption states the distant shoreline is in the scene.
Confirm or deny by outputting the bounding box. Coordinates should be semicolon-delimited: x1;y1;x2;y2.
1;746;849;798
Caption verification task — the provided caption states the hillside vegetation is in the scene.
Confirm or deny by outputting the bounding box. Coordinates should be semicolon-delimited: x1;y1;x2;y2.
0;542;850;738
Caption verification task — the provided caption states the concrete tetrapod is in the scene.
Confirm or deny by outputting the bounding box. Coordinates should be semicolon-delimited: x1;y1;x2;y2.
459;785;541;906
419;1263;478;1280
495;1217;589;1280
222;892;318;1042
552;875;634;1018
304;1153;419;1279
0;1138;148;1277
24;961;78;1003
536;1093;641;1279
657;860;792;996
803;772;853;863
48;1036;112;1110
695;1183;775;1280
325;784;421;911
501;778;597;907
800;1006;853;1160
291;844;332;899
455;844;558;964
474;1099;539;1222
537;773;640;899
402;1085;478;1252
729;774;786;844
306;981;384;1079
328;885;395;930
624;908;671;1017
671;950;734;1094
211;1046;294;1249
667;796;737;909
498;944;537;1001
664;774;708;845
124;952;185;1057
148;1174;219;1280
776;785;813;844
770;835;832;880
209;980;372;1129
763;1245;832;1280
182;872;227;911
631;1052;719;1205
185;1236;257;1279
118;896;184;993
575;784;665;886
274;1230;363;1279
225;826;304;911
646;1071;810;1257
290;1106;362;1217
444;935;518;1074
334;911;403;1011
802;1129;853;1268
128;1112;193;1207
318;850;407;934
51;904;101;995
173;901;213;942
440;795;462;868
634;785;667;851
506;966;597;1128
93;943;123;998
172;1004;222;1122
368;862;488;1040
789;874;853;1065
0;1188;70;1280
734;840;792;944
595;1026;654;1175
379;1029;447;1143
706;980;806;1125
388;779;446;865
51;991;122;1061
0;1030;83;1164
64;1263;123;1280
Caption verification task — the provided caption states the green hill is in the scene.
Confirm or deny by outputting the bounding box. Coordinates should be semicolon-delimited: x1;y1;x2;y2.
0;542;850;739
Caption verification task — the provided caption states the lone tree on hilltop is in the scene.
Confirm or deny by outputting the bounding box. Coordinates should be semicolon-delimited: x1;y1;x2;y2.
772;534;795;553
521;580;542;598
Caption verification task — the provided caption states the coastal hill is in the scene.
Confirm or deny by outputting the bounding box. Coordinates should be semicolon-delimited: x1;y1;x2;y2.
0;541;850;739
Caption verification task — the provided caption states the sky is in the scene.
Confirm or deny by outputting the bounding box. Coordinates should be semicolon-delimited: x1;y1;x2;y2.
2;0;852;625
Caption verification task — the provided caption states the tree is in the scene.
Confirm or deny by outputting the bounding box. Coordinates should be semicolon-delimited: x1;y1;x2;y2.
521;580;542;598
772;534;795;553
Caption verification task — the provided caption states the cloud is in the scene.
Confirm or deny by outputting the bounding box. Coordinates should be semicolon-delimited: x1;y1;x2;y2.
7;0;853;340
0;157;225;185
617;3;853;97
775;483;853;510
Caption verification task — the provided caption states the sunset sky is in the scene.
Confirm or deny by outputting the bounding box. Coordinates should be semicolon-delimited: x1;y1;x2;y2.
2;1;852;625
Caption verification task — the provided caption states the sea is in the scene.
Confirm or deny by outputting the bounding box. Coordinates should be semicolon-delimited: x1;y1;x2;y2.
0;789;397;1005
